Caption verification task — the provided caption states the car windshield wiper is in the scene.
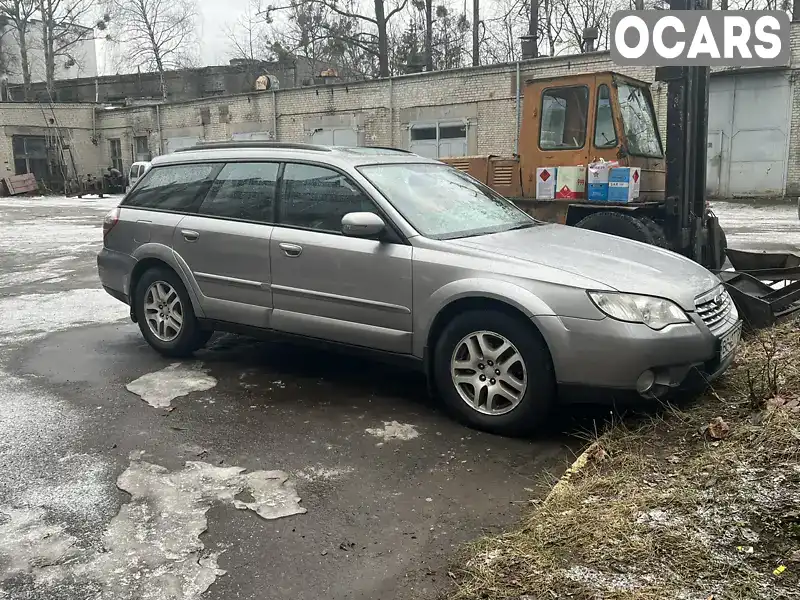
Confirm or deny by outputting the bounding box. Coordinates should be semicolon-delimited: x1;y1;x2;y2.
505;221;538;231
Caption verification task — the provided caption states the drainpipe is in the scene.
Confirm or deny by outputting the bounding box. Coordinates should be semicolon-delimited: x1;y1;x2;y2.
155;103;164;155
272;89;278;141
388;75;394;147
515;61;521;156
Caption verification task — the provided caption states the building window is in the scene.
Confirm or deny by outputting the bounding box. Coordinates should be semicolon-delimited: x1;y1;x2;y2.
134;135;150;161
409;121;467;158
12;135;50;180
594;84;617;148
539;86;589;150
109;138;123;172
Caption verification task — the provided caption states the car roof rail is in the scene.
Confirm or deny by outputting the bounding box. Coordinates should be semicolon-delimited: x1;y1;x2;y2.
335;146;415;154
173;141;332;153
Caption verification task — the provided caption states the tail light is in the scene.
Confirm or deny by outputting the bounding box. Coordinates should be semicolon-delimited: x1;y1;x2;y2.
103;207;120;240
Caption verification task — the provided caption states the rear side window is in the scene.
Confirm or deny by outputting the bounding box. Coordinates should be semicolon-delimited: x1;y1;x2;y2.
123;164;217;211
199;162;278;223
280;163;375;233
129;165;138;180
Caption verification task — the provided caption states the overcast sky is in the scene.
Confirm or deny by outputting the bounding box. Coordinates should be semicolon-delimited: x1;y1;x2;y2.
97;0;253;74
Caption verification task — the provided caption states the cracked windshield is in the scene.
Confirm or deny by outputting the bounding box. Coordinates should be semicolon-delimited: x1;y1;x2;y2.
617;82;663;157
359;163;535;239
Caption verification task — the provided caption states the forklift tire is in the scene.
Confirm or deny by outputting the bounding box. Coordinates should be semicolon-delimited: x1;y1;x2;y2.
574;211;655;246
638;217;670;250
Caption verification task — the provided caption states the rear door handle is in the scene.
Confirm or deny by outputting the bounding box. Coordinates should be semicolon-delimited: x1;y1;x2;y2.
181;229;199;242
279;242;303;257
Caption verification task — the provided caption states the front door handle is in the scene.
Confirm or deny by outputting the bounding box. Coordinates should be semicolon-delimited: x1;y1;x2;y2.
279;242;303;257
181;229;199;242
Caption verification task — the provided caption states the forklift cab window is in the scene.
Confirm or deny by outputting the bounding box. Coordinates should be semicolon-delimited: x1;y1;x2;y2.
594;84;616;148
617;83;663;158
539;86;589;150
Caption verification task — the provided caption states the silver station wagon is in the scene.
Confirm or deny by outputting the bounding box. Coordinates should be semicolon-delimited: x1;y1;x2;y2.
98;143;741;436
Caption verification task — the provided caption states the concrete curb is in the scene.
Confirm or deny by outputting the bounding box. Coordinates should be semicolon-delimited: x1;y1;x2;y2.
542;441;601;508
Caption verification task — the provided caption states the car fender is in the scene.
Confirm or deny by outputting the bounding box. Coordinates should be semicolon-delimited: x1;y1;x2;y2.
130;243;206;318
414;278;557;358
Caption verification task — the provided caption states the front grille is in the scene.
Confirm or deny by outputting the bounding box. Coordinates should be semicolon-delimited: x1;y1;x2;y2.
695;286;737;335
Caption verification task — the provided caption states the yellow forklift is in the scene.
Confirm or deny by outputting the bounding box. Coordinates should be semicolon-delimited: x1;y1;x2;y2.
441;0;800;329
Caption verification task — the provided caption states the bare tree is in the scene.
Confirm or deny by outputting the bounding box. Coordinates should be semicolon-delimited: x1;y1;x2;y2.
107;0;198;99
38;0;105;97
0;0;36;98
226;0;268;62
265;0;409;77
558;0;614;53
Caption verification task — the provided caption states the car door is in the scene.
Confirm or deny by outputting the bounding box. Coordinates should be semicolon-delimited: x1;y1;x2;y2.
270;162;413;354
173;161;279;328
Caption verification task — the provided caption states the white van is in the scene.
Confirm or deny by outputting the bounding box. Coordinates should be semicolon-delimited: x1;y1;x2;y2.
127;161;151;191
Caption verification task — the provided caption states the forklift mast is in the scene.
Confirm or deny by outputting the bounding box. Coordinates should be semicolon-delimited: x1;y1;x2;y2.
654;0;718;266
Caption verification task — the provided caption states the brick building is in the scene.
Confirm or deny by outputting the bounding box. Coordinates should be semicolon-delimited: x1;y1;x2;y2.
2;22;800;200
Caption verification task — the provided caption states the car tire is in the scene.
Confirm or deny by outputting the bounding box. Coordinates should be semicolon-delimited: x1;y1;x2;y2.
134;267;210;358
574;211;655;245
433;309;556;437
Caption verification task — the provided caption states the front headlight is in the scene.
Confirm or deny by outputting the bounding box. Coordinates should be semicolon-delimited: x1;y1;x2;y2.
587;291;689;330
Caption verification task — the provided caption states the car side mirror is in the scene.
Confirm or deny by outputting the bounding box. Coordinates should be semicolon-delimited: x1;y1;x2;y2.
341;212;386;238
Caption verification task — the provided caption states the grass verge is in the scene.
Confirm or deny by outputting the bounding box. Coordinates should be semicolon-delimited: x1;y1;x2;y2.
449;319;800;600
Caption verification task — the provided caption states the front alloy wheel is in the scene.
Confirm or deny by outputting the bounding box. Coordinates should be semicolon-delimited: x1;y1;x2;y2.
450;330;528;415
144;281;184;342
434;309;556;437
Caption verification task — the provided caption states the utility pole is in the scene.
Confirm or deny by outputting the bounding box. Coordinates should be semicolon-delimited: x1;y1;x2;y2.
425;0;433;71
472;0;479;66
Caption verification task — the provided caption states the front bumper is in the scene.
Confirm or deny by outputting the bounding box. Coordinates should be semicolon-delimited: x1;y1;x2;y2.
536;312;740;398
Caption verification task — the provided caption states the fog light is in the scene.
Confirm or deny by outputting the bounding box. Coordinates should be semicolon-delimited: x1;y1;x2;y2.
636;370;656;394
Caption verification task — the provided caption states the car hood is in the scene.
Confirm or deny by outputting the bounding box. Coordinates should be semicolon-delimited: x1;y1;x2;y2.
447;224;721;310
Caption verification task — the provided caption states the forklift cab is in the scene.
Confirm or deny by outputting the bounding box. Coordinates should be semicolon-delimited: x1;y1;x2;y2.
518;72;666;201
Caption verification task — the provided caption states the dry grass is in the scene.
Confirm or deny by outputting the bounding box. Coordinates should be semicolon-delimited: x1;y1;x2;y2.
448;319;800;600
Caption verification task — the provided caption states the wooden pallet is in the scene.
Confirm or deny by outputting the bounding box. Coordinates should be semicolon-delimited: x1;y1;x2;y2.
1;173;39;196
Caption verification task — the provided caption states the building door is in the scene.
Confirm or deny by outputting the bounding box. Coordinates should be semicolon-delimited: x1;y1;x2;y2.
310;127;358;146
707;71;791;198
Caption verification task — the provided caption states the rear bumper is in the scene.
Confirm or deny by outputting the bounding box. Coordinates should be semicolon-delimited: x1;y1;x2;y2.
536;313;740;397
97;248;135;304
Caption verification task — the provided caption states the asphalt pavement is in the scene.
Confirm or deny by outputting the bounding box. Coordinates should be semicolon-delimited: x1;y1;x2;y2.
0;196;796;600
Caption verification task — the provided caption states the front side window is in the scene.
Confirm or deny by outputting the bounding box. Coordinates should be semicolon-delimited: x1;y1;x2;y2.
539;86;589;150
359;163;536;240
617;83;663;157
594;84;617;148
280;163;375;233
123;163;217;211
199;162;278;222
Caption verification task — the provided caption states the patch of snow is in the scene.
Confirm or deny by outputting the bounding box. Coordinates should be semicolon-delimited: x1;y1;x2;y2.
0;506;80;579
365;421;419;442
0;195;121;210
0;288;128;342
4;458;306;599
126;363;218;409
294;466;355;482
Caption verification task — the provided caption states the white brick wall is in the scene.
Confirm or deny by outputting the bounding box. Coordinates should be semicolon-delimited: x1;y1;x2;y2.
3;23;800;198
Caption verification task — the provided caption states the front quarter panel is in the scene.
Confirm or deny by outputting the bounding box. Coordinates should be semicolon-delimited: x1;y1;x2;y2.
412;243;607;358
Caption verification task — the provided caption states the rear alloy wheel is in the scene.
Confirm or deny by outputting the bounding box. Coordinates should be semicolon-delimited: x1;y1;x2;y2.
575;211;655;245
134;267;212;357
434;310;556;437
